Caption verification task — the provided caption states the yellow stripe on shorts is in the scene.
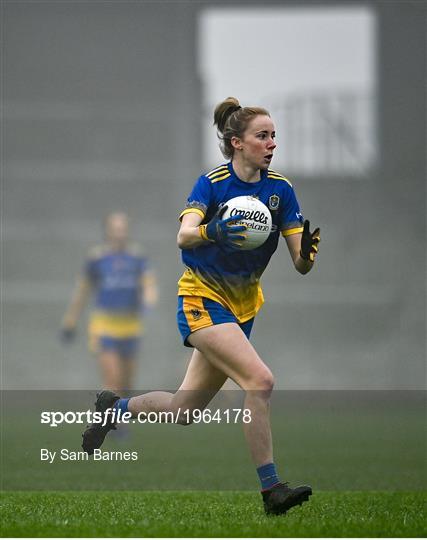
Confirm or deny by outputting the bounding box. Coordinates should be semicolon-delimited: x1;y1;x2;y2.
89;312;141;338
182;297;213;333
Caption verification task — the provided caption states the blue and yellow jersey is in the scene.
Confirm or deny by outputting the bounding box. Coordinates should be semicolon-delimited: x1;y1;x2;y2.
178;162;304;322
85;244;148;339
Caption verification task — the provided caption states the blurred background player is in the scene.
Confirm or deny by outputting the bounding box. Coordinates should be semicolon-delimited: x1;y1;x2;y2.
60;211;158;394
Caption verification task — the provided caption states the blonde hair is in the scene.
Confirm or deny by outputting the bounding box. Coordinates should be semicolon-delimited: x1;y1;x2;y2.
213;97;270;159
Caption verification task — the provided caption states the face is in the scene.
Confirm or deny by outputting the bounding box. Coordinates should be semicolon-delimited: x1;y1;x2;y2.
105;213;129;245
232;115;276;170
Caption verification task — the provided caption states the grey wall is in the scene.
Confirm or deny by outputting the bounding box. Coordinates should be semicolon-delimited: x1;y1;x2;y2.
2;0;426;389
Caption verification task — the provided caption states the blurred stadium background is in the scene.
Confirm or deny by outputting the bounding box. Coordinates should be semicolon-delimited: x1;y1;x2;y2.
2;0;426;391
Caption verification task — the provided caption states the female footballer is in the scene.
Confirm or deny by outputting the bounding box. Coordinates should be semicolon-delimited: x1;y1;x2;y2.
61;211;158;394
83;98;320;515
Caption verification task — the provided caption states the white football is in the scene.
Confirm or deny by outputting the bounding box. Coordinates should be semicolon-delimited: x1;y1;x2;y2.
222;196;272;250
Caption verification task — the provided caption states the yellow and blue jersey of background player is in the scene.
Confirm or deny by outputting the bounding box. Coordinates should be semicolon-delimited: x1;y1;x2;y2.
85;244;148;353
178;162;304;323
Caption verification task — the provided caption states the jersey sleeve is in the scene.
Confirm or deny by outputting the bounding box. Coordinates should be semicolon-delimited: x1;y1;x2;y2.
179;175;213;221
139;256;149;275
84;258;98;283
280;186;304;237
83;245;102;283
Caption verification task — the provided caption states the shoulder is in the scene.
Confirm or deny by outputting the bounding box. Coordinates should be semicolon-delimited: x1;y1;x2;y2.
202;163;232;184
266;169;294;189
128;245;149;267
126;243;145;258
86;244;107;262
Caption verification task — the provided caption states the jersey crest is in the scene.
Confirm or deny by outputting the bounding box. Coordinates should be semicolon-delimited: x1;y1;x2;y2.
268;194;280;211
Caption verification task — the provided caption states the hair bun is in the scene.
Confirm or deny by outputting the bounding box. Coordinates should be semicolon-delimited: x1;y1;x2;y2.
213;97;241;133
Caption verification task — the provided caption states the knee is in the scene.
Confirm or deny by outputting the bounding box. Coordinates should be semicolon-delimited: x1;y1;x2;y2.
248;367;275;394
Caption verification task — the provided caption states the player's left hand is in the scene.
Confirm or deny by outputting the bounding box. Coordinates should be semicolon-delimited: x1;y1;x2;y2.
60;327;76;344
300;220;320;262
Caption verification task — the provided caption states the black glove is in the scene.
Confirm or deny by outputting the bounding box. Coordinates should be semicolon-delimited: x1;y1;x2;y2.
300;220;320;262
60;327;76;344
200;205;247;249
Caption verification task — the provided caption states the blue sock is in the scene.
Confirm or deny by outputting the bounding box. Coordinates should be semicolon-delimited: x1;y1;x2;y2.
113;398;130;415
257;462;280;490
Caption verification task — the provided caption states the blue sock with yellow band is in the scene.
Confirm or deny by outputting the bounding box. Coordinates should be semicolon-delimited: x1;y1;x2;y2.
257;462;280;491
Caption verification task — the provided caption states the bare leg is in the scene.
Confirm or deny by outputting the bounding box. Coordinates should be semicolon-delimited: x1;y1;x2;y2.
127;348;227;418
126;322;274;466
189;323;274;467
97;350;125;394
120;356;137;395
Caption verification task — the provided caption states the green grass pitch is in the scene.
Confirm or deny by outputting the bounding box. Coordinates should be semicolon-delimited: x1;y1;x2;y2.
1;491;426;537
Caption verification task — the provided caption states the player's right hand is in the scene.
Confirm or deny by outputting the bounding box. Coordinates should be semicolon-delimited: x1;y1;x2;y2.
60;327;76;344
200;205;247;248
